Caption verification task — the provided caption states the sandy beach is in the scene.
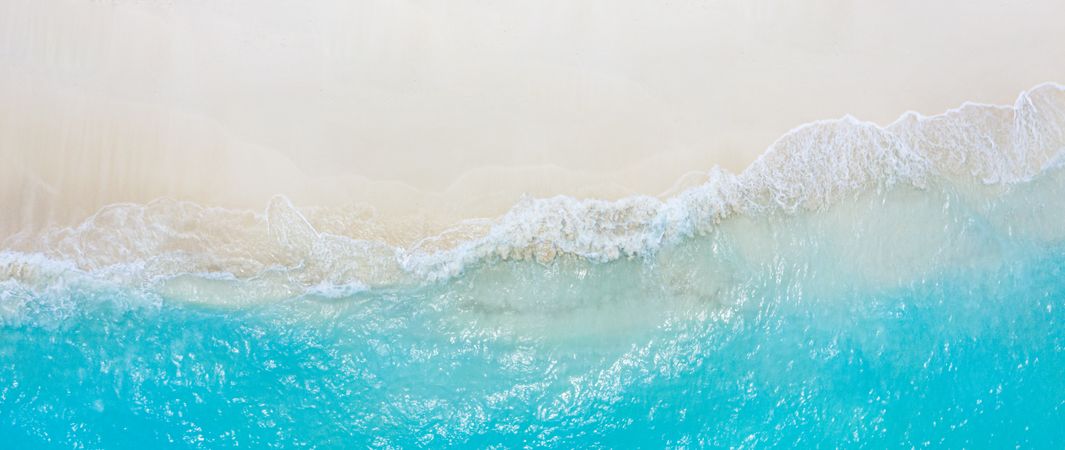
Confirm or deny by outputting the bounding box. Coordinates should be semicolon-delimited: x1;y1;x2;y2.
6;2;1065;446
3;0;1064;241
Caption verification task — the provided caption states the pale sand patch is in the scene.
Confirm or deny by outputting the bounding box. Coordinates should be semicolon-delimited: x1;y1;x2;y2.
2;0;1064;242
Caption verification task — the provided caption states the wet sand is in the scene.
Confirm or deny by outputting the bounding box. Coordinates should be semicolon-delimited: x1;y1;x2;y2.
2;0;1065;240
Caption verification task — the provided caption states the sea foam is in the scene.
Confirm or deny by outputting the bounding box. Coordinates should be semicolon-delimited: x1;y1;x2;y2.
4;85;1065;449
2;83;1064;297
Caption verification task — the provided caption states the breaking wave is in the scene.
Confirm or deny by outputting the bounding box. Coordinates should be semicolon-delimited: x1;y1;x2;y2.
3;83;1064;298
5;84;1065;448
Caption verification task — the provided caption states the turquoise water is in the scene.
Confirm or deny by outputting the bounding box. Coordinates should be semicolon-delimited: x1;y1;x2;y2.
3;180;1065;448
4;85;1065;448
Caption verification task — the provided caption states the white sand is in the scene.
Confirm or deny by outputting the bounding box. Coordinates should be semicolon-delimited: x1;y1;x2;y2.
2;0;1064;240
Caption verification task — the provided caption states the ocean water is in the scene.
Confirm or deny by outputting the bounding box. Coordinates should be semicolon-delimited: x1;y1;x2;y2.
3;85;1065;448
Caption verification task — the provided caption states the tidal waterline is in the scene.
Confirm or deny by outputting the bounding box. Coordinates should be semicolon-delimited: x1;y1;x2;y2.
4;0;1065;238
4;0;1065;447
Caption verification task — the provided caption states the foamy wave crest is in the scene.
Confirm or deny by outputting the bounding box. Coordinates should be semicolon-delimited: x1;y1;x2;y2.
403;83;1065;278
3;83;1065;295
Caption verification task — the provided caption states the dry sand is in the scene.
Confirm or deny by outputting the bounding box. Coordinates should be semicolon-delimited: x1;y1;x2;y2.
2;0;1065;240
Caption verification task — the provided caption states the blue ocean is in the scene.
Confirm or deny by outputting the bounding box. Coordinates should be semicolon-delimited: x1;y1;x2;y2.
2;85;1065;448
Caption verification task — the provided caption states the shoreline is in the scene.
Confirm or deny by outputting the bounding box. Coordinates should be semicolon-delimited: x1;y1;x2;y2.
3;82;1065;246
4;0;1065;240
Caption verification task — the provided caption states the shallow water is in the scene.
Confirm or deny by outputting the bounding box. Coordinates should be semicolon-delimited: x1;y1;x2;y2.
4;177;1065;448
3;85;1065;448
